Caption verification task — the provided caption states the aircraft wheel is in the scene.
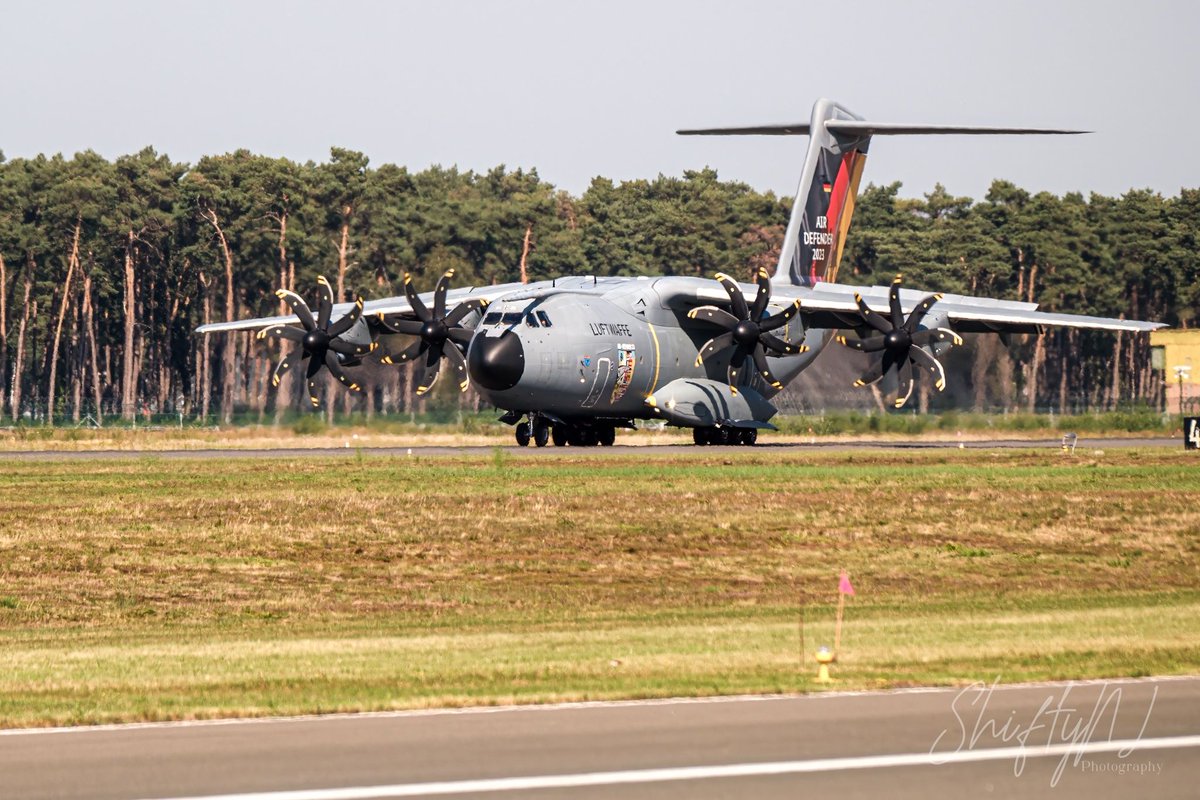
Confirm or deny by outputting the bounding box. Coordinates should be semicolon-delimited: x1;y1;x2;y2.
692;427;709;446
713;427;731;446
598;425;616;447
579;427;598;447
515;421;531;447
551;423;568;447
739;428;758;446
532;419;550;447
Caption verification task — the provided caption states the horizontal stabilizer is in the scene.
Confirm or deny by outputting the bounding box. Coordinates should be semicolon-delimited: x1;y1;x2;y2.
677;122;1088;136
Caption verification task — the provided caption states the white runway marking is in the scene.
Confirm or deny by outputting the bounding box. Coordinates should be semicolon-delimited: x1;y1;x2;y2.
136;734;1200;800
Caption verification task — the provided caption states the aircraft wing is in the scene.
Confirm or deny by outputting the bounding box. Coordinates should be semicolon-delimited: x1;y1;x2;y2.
194;282;528;334
792;282;1162;333
675;277;1162;334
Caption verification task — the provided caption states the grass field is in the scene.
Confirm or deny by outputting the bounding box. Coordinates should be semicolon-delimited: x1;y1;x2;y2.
0;448;1196;727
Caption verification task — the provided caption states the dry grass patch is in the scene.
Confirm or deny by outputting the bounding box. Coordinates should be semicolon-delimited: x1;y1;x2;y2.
0;448;1196;725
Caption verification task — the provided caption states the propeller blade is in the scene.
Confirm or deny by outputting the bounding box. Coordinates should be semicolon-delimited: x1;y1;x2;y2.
908;346;947;392
687;305;740;330
324;350;362;393
760;332;808;356
893;358;915;408
316;275;335;330
380;339;427;366
751;344;783;390
327;295;364;338
759;299;802;332
835;333;887;353
854;293;893;334
403;273;431;322
695;331;735;367
444;297;488;327
256;324;305;343
329;339;378;357
904;293;943;334
447;327;474;347
441;338;471;392
888;274;904;329
276;289;317;332
714;273;749;320
271;353;299;388
726;341;752;392
910;327;964;348
749;268;772;320
319;350;360;393
415;345;443;395
305;356;323;407
376;315;425;336
853;352;891;387
433;269;454;319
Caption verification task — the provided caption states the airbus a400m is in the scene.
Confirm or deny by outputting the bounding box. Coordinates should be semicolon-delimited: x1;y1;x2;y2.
198;98;1161;447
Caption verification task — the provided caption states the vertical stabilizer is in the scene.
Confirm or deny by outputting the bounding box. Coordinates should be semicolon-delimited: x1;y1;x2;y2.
775;98;870;288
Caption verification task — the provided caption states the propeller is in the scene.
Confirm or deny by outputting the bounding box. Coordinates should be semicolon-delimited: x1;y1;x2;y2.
688;268;808;394
836;274;964;408
376;269;488;395
256;275;377;407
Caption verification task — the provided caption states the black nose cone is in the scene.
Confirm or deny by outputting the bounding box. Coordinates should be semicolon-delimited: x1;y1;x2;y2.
468;330;524;391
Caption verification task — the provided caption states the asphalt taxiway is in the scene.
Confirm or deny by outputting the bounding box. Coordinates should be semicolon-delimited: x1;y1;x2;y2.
3;678;1197;800
0;436;1182;461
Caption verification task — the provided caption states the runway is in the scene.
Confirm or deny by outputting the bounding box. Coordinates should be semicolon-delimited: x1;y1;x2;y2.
0;436;1181;461
3;678;1198;799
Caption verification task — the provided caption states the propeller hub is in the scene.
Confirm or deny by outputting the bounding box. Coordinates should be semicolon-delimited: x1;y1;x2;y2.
303;330;330;352
421;319;448;342
885;329;912;350
733;321;760;347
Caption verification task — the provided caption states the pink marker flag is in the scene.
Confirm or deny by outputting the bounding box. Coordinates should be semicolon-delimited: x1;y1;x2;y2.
838;570;855;596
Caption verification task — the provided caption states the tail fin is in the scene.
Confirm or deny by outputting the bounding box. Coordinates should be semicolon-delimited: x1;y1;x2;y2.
678;99;1086;288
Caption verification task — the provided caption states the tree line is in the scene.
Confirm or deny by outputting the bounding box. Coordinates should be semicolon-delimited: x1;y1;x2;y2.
0;146;1194;425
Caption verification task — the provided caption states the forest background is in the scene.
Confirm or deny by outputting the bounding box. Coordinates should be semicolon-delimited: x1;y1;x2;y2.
0;146;1195;426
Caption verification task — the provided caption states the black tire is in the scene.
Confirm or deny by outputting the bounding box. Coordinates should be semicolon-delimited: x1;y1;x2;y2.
739;428;758;446
532;419;550;447
515;421;531;447
551;424;568;447
566;428;582;447
713;427;731;445
598;425;616;446
693;427;709;446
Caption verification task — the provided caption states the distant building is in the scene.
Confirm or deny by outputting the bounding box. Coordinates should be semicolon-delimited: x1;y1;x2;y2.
1150;330;1200;414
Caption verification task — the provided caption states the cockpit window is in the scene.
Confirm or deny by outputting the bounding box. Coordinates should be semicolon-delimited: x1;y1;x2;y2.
483;312;502;324
525;313;540;328
501;312;523;325
536;310;552;327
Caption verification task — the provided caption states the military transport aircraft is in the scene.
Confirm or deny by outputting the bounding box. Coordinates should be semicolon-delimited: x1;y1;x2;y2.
197;98;1162;447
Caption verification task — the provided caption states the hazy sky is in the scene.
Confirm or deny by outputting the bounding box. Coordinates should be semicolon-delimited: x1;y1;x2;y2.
3;0;1196;201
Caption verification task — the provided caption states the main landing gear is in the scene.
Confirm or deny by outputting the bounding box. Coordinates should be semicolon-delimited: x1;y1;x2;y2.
514;417;617;447
692;426;757;446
